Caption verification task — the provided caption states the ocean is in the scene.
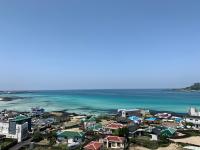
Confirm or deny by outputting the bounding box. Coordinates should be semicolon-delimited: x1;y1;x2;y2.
0;89;200;115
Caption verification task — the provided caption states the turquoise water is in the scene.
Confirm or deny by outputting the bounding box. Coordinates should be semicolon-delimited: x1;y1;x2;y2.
0;89;200;114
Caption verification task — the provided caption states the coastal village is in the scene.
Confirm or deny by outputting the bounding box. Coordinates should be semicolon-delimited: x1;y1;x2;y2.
0;107;200;150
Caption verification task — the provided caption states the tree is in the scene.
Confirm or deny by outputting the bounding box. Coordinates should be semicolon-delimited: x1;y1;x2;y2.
32;131;44;142
113;127;129;139
47;131;57;146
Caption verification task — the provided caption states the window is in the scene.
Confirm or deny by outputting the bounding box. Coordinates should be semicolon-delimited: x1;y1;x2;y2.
104;142;107;146
108;142;112;148
117;143;120;147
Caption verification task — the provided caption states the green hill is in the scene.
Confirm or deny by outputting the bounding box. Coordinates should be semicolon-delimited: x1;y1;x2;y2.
184;83;200;91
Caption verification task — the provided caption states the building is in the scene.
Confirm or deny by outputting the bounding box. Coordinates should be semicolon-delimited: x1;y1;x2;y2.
185;116;200;128
81;116;96;130
155;113;171;119
152;126;176;138
161;127;176;137
31;107;45;116
188;107;200;117
14;114;32;132
128;116;142;124
57;131;84;145
86;123;102;132
0;119;29;142
145;117;158;124
84;141;103;150
118;109;144;118
103;135;125;149
104;123;124;134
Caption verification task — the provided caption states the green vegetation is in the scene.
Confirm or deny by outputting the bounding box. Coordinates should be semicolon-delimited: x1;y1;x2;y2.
184;83;200;91
23;145;68;150
19;144;69;150
53;144;69;150
185;122;195;127
113;127;129;138
130;136;170;149
47;131;57;146
179;130;200;136
32;131;44;142
0;138;17;150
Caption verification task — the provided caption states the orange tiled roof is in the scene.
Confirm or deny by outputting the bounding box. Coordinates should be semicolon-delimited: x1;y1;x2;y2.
106;122;124;129
84;141;103;150
104;135;124;142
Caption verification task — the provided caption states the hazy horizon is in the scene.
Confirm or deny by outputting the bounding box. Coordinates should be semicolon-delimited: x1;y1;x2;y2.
0;0;200;90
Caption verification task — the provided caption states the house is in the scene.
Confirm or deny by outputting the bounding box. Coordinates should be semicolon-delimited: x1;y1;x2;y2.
104;123;124;134
103;135;125;149
128;116;142;124
31;107;45;116
185;116;200;128
152;126;176;138
145;117;158;124
57;131;84;145
155;113;171;119
118;109;147;118
86;123;102;132
128;124;139;136
84;141;103;150
160;127;176;137
81;116;96;130
128;124;146;138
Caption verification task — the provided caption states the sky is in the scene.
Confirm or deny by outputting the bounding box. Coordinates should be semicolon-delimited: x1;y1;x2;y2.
0;0;200;90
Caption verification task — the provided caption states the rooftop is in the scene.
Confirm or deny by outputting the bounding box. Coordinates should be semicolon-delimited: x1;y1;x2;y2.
81;116;96;123
105;122;124;129
14;115;31;122
84;141;103;150
145;117;157;121
104;135;124;142
87;123;102;131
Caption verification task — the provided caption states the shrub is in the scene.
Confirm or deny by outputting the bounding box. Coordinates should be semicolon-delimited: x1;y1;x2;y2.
130;136;170;149
32;131;44;142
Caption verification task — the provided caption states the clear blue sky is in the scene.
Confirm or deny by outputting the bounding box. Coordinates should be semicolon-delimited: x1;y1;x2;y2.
0;0;200;90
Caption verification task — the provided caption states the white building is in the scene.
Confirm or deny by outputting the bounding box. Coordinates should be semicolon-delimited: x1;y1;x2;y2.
118;109;149;118
102;135;125;149
188;107;200;117
185;116;200;128
0;119;28;142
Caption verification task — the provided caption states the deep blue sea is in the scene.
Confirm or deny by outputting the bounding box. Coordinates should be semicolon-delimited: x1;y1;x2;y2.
0;89;200;114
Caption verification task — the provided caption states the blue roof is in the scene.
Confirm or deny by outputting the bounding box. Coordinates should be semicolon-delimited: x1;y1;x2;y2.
145;117;157;121
175;117;182;122
128;116;141;121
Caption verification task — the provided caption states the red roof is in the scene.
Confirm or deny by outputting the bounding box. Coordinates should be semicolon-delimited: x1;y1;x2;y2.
104;135;124;143
84;141;103;150
106;123;124;129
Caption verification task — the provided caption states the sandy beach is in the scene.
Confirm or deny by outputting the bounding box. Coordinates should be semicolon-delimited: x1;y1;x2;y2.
129;144;182;150
171;136;200;146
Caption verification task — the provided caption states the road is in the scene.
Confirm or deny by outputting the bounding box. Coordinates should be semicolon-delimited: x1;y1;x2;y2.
9;138;32;150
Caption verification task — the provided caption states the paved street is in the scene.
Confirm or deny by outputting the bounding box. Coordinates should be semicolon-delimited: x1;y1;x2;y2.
9;138;32;150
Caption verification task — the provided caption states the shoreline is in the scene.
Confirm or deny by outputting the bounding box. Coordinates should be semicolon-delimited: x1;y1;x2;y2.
0;108;187;117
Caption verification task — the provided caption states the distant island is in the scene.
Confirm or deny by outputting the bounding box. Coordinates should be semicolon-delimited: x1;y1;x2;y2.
180;83;200;91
